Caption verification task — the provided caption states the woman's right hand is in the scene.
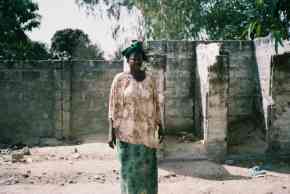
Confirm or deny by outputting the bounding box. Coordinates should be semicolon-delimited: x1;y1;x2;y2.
108;135;116;149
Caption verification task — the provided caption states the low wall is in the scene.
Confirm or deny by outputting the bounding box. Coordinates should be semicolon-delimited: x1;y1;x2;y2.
0;60;123;145
268;53;290;152
255;37;290;153
0;61;60;145
70;60;122;139
1;38;290;157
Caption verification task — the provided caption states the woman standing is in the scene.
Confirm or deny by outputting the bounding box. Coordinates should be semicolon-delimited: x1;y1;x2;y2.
108;40;163;194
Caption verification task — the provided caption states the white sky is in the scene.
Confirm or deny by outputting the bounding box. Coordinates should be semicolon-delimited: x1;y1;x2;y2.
28;0;120;58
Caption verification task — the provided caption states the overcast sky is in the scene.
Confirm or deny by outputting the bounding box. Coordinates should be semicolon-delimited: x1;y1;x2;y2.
28;0;121;58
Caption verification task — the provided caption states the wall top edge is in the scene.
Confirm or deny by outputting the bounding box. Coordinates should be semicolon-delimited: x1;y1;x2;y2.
0;59;122;63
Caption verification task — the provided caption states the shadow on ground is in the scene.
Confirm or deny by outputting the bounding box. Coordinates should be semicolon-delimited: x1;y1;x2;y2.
158;134;290;181
159;160;250;181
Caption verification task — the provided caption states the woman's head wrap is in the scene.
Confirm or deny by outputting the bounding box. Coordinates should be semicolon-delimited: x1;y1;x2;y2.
122;40;147;60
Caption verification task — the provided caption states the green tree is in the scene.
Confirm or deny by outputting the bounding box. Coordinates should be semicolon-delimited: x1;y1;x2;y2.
76;0;248;40
244;0;290;51
201;0;254;40
51;28;103;59
76;0;290;43
23;41;51;60
0;0;42;59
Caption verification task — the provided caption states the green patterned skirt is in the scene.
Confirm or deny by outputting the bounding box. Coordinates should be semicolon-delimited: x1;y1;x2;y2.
116;140;158;194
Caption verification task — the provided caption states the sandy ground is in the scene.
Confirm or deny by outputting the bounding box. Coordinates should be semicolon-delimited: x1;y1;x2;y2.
0;136;290;194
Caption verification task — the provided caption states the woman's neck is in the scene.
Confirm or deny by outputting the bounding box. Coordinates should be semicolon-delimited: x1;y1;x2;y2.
130;69;146;81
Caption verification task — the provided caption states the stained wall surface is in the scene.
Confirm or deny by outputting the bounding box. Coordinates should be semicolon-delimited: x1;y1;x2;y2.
0;61;60;145
1;38;290;156
268;53;290;152
70;61;122;139
0;60;123;145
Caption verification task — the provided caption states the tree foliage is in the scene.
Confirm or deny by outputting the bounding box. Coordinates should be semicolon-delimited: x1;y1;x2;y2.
51;28;104;59
0;0;44;59
244;0;290;51
76;0;290;43
23;41;51;60
201;0;253;40
0;39;51;60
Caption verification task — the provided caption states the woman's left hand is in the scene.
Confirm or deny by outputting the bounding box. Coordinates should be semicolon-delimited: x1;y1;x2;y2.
158;124;165;143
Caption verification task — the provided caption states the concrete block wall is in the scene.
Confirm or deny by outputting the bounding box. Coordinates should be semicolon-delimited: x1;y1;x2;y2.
146;41;167;129
146;40;265;156
255;37;290;153
195;42;221;137
205;54;229;160
0;61;59;145
148;40;264;158
165;41;195;133
1;38;290;157
195;41;262;145
222;41;264;146
70;60;122;139
0;60;123;145
195;40;263;157
147;41;195;134
269;53;290;152
254;37;290;128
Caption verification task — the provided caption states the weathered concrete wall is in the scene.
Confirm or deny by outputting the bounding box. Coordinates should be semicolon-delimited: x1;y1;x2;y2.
0;60;123;145
0;61;59;145
268;53;290;152
1;38;290;157
196;42;221;137
146;40;264;149
254;37;290;153
205;52;229;161
147;41;195;134
145;43;167;130
195;41;262;144
70;60;122;139
254;37;290;129
195;41;263;157
223;41;264;146
164;41;195;133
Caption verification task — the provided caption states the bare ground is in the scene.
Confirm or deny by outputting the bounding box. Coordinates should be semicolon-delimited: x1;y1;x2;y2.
0;136;290;194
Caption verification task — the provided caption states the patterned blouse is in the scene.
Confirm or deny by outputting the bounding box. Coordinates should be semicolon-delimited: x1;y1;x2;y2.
108;71;161;148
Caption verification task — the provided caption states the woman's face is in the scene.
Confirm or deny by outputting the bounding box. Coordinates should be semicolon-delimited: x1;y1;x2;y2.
128;52;143;72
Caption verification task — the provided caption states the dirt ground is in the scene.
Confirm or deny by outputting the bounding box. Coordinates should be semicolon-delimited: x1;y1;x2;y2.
0;135;290;194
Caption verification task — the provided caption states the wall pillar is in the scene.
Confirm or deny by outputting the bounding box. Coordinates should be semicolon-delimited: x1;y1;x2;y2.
62;61;72;139
54;61;72;140
147;41;167;130
204;53;229;161
268;53;290;153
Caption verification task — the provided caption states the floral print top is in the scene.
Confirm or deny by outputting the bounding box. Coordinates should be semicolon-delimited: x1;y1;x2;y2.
108;71;161;148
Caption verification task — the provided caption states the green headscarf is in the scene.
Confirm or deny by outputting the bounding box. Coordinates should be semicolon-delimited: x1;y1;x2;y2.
121;41;147;60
